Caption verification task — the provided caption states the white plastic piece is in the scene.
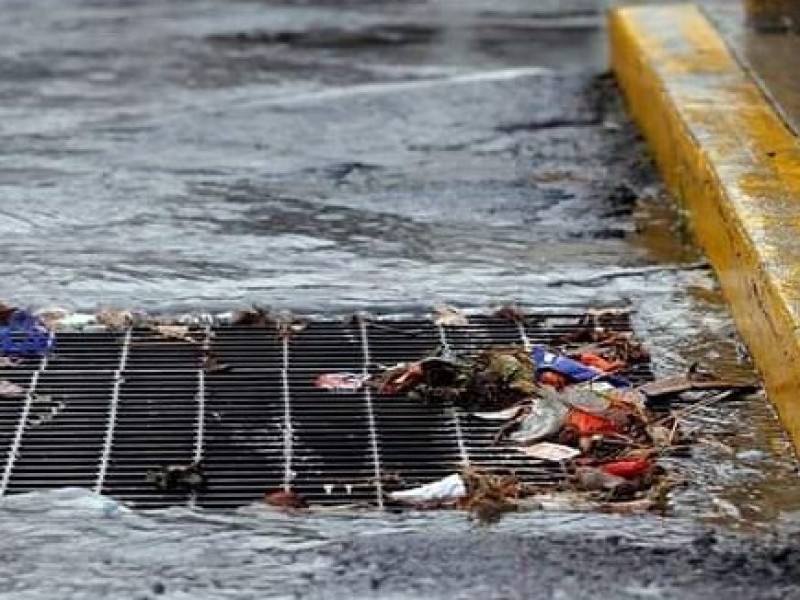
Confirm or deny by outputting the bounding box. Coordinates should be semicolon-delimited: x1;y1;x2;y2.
0;380;25;397
314;373;369;391
389;473;467;503
470;406;524;421
516;442;581;462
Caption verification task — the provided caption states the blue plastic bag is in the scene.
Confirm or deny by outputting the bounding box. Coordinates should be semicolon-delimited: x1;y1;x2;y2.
530;345;630;388
0;310;55;357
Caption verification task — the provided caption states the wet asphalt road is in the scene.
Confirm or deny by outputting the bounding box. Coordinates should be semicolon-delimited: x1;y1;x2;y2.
308;528;800;600
1;1;800;599
0;0;649;312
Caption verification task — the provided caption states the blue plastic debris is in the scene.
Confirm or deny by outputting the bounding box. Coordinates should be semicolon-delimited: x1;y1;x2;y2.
0;310;55;357
530;345;630;388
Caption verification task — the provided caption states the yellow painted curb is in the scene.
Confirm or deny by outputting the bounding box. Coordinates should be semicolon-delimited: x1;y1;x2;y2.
610;4;800;452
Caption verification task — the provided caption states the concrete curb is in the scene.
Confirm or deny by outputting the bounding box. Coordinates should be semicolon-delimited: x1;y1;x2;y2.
609;4;800;452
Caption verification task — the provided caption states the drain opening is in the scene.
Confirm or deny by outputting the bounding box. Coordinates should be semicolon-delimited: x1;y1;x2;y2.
0;311;650;509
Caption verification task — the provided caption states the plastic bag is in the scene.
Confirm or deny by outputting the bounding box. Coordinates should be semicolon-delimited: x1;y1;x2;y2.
0;310;55;357
531;345;630;388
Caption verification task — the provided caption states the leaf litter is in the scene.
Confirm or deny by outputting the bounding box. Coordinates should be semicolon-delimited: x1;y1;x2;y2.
314;307;760;521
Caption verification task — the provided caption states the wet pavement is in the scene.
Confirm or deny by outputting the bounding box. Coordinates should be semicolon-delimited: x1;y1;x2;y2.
0;0;799;598
707;1;800;136
1;0;613;311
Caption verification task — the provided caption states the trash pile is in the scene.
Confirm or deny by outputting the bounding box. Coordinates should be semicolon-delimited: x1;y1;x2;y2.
314;307;759;521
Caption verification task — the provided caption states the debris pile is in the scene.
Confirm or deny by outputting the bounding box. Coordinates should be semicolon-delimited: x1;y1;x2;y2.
314;307;758;520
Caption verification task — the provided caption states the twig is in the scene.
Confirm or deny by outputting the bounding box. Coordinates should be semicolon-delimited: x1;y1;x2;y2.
547;261;710;288
668;417;680;446
653;390;734;427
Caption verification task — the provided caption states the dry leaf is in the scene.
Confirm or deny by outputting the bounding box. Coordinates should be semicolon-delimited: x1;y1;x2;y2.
36;308;69;330
96;309;132;330
153;325;198;343
648;424;672;448
201;351;232;374
492;304;527;324
231;306;269;326
265;489;309;509
433;304;469;327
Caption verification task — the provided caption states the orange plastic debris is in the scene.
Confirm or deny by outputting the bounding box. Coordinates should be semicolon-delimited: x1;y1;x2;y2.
600;458;652;479
537;371;569;389
576;352;625;373
565;408;620;435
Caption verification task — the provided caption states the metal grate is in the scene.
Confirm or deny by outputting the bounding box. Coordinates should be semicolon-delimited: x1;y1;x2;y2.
0;312;651;510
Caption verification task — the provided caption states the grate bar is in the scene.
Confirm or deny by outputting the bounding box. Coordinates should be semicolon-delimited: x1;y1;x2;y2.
359;317;384;508
517;321;532;352
194;326;210;464
437;323;470;467
40;333;54;370
188;327;211;508
0;370;41;496
195;369;206;464
281;336;293;492
95;328;131;493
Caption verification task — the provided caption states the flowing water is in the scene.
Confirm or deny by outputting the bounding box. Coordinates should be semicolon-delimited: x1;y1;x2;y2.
0;0;798;597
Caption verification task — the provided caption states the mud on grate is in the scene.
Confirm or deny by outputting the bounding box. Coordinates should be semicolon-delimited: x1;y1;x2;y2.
0;311;651;510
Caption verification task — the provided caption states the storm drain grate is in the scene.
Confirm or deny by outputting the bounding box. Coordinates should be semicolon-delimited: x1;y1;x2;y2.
0;312;651;509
